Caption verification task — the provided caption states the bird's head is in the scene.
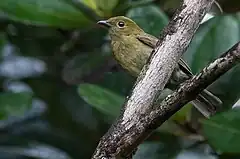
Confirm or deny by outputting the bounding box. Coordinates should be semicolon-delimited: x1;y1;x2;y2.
97;16;143;39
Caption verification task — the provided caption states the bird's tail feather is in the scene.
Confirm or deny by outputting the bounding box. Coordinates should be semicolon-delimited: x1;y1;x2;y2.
191;89;222;118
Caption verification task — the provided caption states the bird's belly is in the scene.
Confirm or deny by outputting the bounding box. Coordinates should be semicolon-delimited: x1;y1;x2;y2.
112;41;152;76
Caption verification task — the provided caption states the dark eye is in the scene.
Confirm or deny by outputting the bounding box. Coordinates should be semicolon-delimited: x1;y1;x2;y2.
117;21;125;28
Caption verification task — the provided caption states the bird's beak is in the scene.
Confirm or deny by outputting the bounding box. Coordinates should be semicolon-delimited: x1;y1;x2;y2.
97;20;111;28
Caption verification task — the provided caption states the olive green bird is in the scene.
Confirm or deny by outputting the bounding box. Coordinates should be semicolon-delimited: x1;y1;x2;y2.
97;16;222;118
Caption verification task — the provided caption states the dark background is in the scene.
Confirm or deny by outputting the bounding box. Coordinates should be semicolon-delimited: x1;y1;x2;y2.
0;0;240;158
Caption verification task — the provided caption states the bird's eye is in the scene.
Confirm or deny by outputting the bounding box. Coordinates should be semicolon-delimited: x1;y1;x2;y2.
117;21;125;28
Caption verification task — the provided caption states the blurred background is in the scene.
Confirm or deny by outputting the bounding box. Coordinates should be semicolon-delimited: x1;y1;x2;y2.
0;0;240;158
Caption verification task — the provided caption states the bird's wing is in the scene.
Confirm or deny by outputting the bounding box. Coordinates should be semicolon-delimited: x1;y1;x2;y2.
137;33;193;76
137;33;158;48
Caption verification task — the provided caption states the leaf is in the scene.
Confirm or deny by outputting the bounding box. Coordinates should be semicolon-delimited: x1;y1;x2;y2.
24;76;102;154
0;0;92;28
126;5;169;36
78;83;124;118
83;0;98;10
0;32;7;60
134;135;181;159
78;83;192;136
96;72;135;96
95;0;119;13
184;15;240;109
170;103;192;122
202;109;240;153
0;92;33;119
62;53;110;84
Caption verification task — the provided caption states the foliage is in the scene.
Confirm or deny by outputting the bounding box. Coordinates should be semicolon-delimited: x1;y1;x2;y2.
0;0;240;158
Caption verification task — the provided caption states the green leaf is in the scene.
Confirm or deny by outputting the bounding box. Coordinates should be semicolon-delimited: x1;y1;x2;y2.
82;0;98;10
0;32;7;61
77;83;124;118
186;15;240;72
184;15;240;109
202;109;240;153
95;0;119;13
170;103;192;122
218;153;240;159
96;72;135;96
0;92;33;119
77;83;191;136
134;135;181;159
126;5;169;36
62;53;110;84
0;0;92;28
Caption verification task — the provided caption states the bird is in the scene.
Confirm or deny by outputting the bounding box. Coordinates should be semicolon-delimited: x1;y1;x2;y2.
97;16;222;118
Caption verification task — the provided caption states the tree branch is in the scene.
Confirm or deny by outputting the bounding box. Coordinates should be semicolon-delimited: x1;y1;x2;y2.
149;41;240;126
91;0;226;158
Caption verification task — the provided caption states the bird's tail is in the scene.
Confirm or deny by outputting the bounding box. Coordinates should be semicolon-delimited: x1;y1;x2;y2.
191;89;222;118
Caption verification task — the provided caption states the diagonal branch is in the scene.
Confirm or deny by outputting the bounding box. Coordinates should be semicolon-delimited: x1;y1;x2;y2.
91;0;223;158
147;41;240;129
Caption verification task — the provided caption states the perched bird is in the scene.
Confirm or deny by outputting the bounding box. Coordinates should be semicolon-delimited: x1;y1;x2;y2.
97;16;222;118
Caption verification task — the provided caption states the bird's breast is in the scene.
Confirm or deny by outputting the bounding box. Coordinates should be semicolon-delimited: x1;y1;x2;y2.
111;38;152;77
